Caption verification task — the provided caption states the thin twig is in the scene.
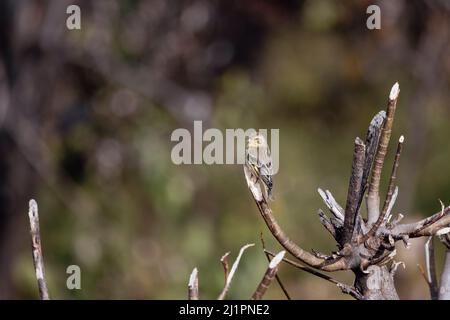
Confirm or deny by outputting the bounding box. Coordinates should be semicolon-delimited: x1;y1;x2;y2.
367;82;400;225
252;251;285;300
27;199;50;300
260;233;291;299
217;243;254;300
220;252;230;285
318;210;337;239
385;186;399;221
188;267;199;300
382;136;404;216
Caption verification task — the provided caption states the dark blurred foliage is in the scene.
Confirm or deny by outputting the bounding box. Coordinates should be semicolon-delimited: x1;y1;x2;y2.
0;0;449;299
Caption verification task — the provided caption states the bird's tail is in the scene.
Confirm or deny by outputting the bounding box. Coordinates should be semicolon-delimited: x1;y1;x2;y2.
267;188;274;201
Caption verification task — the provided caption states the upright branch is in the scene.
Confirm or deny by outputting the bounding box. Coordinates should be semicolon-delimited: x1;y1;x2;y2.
382;135;404;215
440;248;450;300
188;268;199;300
27;199;50;300
251;251;285;300
367;83;400;225
424;237;439;299
362;135;404;241
341;137;365;245
217;243;254;300
361;110;386;203
220;252;230;285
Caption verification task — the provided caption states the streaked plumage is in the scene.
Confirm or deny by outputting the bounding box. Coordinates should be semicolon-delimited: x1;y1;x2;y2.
245;134;274;201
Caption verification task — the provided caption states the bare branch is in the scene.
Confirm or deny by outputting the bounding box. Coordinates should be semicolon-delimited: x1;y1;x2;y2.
317;188;344;223
254;199;348;271
220;252;230;285
439;249;450;300
362;136;404;242
367;82;400;225
382;136;404;214
361;110;386;203
424;237;439;300
390;260;405;277
318;209;337;239
385;186;399;221
245;167;348;271
28;199;50;300
342;137;365;244
260;233;291;299
217;243;254;300
252;251;285;300
391;206;450;238
188;268;199;300
265;250;363;300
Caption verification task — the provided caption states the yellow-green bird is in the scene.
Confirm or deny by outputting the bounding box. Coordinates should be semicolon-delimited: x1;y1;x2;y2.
246;134;274;201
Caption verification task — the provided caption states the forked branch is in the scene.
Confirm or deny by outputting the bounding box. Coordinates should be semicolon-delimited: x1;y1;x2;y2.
217;243;254;300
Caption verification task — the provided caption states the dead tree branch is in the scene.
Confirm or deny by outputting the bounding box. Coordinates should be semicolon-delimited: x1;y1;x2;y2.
390;206;450;238
424;237;439;299
27;199;50;300
264;250;363;300
261;233;291;299
318;209;337;240
362;135;404;242
220;252;230;285
217;243;254;300
367;83;400;225
317;188;344;224
439;249;450;300
242;82;450;300
188;268;199;300
251;251;285;300
361;110;386;205
342;137;365;245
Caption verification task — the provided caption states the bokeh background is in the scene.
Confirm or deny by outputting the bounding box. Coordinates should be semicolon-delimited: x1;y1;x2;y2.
0;0;449;299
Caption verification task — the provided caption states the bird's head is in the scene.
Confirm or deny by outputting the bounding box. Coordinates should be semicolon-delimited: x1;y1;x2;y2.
248;134;267;148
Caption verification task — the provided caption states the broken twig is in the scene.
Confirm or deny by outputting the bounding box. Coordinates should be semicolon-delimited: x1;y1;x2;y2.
28;199;50;300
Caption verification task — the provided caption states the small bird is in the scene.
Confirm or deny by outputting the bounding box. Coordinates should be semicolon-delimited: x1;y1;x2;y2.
246;134;274;201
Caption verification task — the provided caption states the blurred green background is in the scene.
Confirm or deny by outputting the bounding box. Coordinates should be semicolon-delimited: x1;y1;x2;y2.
0;0;449;299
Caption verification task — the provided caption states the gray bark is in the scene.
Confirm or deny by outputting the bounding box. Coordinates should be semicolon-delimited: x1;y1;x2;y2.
439;250;450;300
354;265;399;300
